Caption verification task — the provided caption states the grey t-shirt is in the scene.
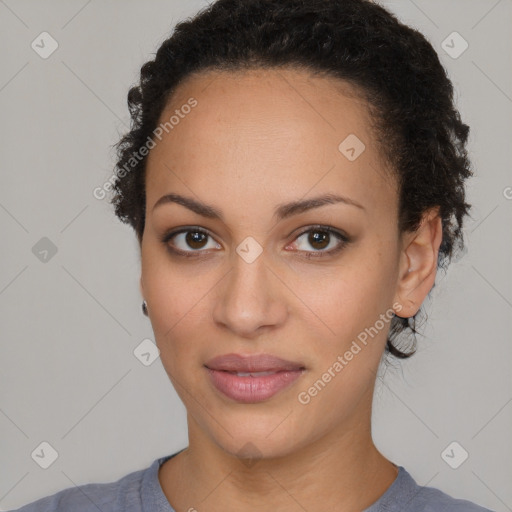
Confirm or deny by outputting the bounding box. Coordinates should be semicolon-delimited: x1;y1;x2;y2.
9;450;494;511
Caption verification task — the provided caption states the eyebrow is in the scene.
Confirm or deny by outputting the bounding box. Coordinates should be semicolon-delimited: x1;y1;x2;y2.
152;192;365;221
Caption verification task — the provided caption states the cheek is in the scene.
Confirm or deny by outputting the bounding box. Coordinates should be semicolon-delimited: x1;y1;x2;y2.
293;263;393;427
140;245;213;363
290;247;396;351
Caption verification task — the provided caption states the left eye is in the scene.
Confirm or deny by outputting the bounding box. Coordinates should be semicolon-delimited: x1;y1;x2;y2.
290;227;348;257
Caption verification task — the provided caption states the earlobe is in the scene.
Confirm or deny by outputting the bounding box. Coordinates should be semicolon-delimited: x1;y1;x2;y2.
393;207;443;318
140;275;144;298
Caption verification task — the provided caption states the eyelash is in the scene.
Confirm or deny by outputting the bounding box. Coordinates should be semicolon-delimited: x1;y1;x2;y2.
160;225;351;260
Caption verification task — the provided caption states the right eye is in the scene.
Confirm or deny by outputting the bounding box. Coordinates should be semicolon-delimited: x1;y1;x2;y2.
161;227;222;257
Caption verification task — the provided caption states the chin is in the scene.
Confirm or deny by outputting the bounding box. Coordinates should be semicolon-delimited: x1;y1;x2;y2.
203;412;311;463
219;436;300;463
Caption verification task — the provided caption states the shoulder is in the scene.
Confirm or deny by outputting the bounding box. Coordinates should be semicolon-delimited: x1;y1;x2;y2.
367;466;495;512
396;466;494;512
7;463;149;512
416;485;494;512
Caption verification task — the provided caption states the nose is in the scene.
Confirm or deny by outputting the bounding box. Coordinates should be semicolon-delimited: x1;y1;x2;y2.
212;249;288;339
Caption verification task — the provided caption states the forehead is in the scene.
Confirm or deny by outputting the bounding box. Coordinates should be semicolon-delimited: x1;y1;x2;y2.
160;67;374;152
145;67;396;217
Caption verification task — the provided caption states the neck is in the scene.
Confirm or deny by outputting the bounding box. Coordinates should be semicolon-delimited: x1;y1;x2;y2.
159;410;398;512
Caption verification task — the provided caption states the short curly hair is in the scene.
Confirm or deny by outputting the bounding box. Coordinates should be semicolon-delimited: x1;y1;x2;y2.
110;0;473;359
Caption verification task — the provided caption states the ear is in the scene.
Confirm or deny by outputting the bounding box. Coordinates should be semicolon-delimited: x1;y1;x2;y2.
393;207;443;318
139;275;144;298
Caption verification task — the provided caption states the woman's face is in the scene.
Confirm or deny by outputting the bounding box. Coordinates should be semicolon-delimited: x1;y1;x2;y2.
141;67;407;459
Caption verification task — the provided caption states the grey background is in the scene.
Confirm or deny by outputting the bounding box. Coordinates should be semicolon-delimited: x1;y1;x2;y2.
0;0;511;510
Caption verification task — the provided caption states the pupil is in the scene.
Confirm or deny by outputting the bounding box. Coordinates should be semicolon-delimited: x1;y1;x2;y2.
186;231;206;249
309;231;328;250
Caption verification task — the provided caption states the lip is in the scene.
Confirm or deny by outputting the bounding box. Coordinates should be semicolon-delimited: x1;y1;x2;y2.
204;353;305;372
204;353;306;403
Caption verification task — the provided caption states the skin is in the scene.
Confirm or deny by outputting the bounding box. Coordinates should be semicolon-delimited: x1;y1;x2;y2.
139;67;442;512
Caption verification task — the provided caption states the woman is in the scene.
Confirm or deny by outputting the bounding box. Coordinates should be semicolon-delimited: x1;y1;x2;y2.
10;0;495;510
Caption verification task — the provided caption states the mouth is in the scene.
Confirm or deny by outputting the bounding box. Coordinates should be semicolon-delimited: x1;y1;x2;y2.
204;353;306;403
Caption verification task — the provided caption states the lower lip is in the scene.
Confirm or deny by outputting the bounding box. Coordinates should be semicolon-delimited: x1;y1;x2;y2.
205;368;304;403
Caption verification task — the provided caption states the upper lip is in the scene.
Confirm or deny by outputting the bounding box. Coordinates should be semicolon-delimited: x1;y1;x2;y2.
204;353;305;372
